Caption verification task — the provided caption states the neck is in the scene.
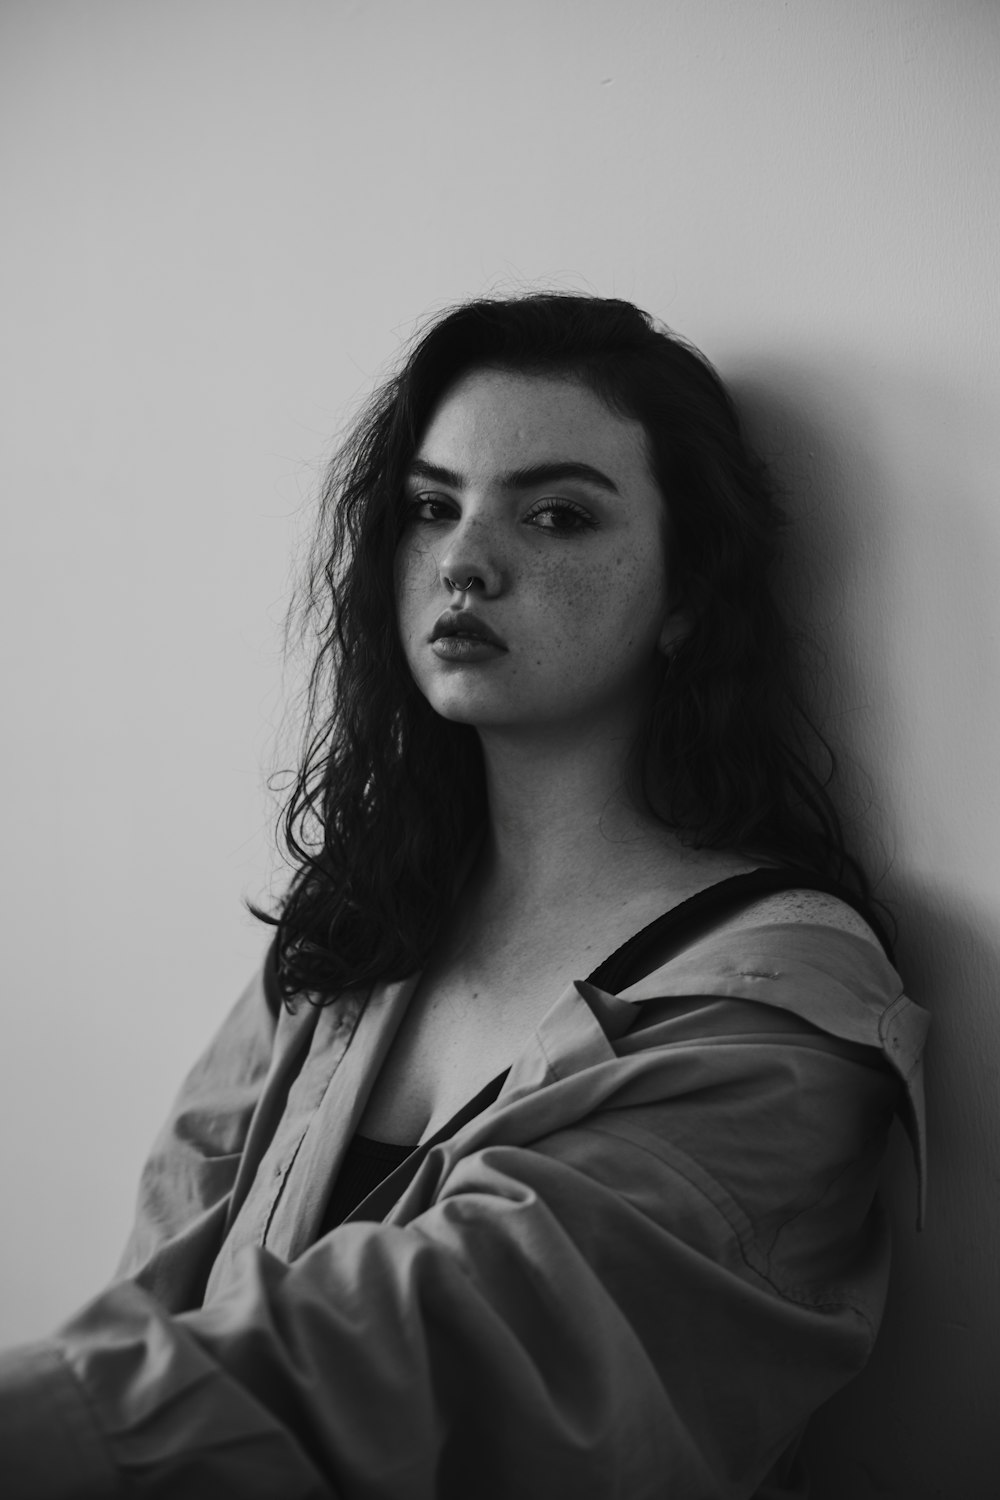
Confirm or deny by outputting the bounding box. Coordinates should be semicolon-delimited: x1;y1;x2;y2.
470;718;681;916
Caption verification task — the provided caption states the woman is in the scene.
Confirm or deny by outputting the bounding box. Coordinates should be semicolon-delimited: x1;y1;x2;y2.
0;294;927;1498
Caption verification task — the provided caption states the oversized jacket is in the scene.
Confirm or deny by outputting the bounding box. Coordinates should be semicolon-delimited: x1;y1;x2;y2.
0;900;927;1499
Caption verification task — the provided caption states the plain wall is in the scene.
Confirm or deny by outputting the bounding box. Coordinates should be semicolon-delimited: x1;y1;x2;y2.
1;1;998;1492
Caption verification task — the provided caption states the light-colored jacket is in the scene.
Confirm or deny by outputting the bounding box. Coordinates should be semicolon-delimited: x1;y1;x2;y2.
0;916;927;1499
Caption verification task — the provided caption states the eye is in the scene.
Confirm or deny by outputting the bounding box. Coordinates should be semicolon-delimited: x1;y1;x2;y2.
523;498;598;536
402;493;458;525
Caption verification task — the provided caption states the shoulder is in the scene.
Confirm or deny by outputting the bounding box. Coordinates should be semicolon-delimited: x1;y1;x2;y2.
664;847;887;953
712;887;885;951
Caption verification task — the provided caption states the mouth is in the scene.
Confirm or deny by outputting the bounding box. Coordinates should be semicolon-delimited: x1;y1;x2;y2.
430;611;507;649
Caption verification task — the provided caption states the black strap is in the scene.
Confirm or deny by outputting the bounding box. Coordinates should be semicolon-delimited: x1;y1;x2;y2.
586;866;893;994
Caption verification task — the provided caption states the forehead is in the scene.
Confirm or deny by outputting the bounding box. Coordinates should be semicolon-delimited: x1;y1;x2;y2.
416;368;654;484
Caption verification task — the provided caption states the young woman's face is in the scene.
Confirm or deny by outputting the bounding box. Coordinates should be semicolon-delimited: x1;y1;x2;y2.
395;368;684;741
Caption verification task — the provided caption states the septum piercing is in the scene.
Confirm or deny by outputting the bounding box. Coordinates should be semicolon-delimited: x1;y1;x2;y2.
446;576;477;591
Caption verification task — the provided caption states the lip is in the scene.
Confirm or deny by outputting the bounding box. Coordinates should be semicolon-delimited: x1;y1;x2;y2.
431;635;506;663
430;610;507;649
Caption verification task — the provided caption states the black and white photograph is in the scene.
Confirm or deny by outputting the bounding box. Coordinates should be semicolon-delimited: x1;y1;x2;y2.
1;2;997;1495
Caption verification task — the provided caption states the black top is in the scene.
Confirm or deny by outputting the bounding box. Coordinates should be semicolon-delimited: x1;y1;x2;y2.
317;866;889;1232
321;1135;413;1228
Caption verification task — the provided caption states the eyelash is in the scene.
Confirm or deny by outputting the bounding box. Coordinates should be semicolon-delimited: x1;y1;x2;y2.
403;495;598;536
524;498;598;534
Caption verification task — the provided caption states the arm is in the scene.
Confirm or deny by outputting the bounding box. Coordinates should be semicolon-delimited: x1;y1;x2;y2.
0;1000;901;1500
114;948;282;1311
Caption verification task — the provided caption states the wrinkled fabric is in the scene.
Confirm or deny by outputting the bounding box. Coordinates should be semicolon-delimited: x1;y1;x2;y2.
0;919;927;1499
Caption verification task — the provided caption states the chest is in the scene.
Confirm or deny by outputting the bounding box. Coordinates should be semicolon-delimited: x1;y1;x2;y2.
355;955;582;1147
355;888;698;1146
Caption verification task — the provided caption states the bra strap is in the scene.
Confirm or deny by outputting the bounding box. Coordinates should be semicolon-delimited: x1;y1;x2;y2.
587;867;894;994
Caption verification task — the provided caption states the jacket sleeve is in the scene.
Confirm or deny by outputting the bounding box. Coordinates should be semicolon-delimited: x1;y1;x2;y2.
113;948;281;1312
0;998;902;1500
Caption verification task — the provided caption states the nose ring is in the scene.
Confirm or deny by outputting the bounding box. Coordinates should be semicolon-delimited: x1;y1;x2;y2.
445;576;477;592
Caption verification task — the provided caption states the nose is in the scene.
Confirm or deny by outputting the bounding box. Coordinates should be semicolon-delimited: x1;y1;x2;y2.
437;511;504;597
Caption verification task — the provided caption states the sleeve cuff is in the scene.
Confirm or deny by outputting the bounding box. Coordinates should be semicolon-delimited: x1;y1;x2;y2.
0;1340;119;1499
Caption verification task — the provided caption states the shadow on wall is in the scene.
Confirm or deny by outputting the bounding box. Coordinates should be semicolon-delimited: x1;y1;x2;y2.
733;370;1000;1497
805;886;1000;1500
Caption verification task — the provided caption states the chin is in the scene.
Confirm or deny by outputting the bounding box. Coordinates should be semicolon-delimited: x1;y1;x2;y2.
417;678;520;726
428;694;508;727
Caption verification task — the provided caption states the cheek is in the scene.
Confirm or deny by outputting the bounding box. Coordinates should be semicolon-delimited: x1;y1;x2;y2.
539;546;665;656
394;540;432;639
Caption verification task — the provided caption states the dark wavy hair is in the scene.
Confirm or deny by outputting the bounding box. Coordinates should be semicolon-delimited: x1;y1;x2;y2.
255;292;884;1006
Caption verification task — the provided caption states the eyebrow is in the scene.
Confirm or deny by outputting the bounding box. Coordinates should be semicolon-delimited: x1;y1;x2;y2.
405;458;621;496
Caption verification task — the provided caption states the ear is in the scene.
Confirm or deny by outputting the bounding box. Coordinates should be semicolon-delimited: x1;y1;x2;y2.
657;607;689;657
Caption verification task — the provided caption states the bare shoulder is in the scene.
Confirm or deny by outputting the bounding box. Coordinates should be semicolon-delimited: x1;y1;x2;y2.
717;888;885;951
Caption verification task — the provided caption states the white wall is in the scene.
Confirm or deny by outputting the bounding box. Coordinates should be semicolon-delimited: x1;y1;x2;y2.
1;1;997;1492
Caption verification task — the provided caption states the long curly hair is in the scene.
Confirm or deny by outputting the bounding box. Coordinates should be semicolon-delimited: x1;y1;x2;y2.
255;292;884;1006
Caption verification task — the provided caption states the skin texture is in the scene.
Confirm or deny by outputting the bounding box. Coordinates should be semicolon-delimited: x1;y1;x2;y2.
395;367;686;750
